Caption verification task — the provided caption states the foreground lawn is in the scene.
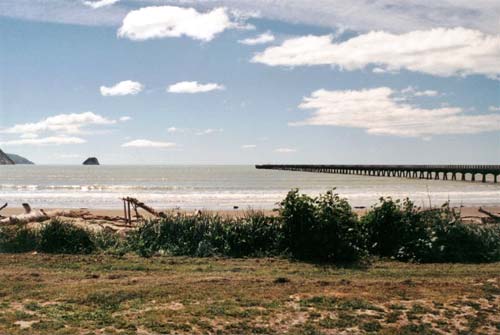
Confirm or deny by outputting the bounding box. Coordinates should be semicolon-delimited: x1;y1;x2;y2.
0;254;499;334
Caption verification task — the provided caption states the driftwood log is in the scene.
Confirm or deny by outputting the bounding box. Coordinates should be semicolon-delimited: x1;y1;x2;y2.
0;207;126;225
1;198;165;226
478;207;500;223
0;209;49;224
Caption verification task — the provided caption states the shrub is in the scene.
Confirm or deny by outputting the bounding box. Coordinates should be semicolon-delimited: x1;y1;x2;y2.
0;226;38;253
92;229;128;255
363;199;500;263
362;198;426;258
406;207;500;263
38;219;95;254
279;189;367;262
128;212;282;258
222;211;283;257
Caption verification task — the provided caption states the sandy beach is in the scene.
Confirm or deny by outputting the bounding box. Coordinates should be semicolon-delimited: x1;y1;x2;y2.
2;205;499;219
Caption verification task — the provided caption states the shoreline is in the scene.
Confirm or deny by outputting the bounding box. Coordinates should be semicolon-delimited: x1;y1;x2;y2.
2;205;500;219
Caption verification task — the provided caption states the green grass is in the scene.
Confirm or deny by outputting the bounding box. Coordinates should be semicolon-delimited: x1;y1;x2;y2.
0;254;499;334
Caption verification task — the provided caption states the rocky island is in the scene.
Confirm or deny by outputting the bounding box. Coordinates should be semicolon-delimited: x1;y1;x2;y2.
0;148;15;165
7;153;34;164
83;157;100;165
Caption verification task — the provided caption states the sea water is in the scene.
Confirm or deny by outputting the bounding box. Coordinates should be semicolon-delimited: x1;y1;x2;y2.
0;165;499;209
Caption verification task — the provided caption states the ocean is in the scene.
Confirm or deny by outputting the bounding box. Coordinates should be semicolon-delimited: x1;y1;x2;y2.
0;165;499;209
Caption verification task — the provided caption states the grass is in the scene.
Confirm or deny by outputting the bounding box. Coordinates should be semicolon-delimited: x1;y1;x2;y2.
0;254;499;334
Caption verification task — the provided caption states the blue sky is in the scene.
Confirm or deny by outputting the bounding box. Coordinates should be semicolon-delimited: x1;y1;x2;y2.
0;0;499;164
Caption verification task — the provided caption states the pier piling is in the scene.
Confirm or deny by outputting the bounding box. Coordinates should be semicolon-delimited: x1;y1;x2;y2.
255;165;500;183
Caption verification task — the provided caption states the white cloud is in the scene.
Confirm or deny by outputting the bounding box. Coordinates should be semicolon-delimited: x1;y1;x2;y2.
118;6;242;42
401;86;439;97
2;112;116;136
19;133;39;139
0;136;86;146
241;144;256;149
414;90;439;97
119;116;132;122
167;81;225;94
83;0;120;9
2;1;499;35
489;106;500;112
167;127;222;135
292;87;500;138
239;32;275;45
252;28;500;79
372;67;386;74
195;128;223;135
275;148;296;153
100;80;143;96
121;139;176;148
167;127;180;133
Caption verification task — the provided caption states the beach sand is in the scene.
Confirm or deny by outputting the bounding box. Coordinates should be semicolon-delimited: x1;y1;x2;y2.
2;205;499;219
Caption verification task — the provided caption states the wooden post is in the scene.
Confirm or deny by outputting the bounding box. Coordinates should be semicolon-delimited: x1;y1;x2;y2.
22;203;32;214
127;200;131;225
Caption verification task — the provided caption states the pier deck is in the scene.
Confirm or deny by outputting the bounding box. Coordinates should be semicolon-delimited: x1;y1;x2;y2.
255;165;500;183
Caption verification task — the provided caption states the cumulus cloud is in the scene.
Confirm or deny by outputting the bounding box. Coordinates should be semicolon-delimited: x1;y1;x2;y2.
239;32;275;45
252;28;500;79
292;87;500;138
489;106;500;112
2;112;116;136
0;136;86;146
100;80;143;96
121;139;176;148
241;144;256;149
118;6;242;42
275;148;296;153
3;1;499;35
119;116;132;122
83;0;120;9
167;81;225;94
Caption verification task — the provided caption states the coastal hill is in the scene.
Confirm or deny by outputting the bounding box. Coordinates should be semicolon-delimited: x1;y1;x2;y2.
7;153;34;164
0;148;15;165
83;157;100;165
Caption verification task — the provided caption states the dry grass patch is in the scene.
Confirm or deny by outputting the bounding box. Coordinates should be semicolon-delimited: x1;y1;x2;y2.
0;254;498;334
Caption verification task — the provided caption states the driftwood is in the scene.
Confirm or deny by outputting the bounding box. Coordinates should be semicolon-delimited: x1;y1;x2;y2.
0;203;7;212
0;210;49;224
22;203;32;214
0;207;127;226
1;198;165;226
478;207;500;223
121;197;166;224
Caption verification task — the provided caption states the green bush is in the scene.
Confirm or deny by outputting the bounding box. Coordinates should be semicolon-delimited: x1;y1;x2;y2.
363;198;500;263
128;212;282;258
279;189;367;262
92;229;128;255
362;198;426;258
403;207;500;263
38;219;95;254
221;211;283;257
0;191;498;264
0;226;38;253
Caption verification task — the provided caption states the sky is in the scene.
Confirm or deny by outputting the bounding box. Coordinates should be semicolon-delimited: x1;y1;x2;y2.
0;0;499;165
